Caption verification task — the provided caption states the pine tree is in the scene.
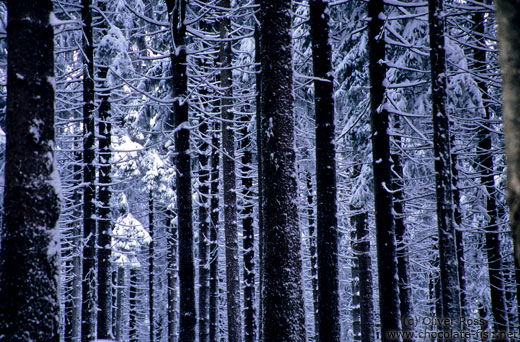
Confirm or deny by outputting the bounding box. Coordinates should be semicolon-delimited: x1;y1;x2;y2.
0;1;60;340
149;192;155;342
496;0;520;333
259;1;306;341
218;2;242;341
473;10;508;335
428;0;462;336
308;1;340;341
81;0;98;339
96;1;114;337
165;1;196;341
209;119;220;342
367;0;402;339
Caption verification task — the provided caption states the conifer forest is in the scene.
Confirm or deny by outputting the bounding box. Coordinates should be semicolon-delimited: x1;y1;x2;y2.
2;0;520;341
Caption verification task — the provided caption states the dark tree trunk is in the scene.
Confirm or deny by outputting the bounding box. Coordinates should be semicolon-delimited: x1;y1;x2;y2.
259;1;306;341
254;5;264;339
81;0;97;340
391;146;414;341
149;192;155;342
308;1;340;341
65;151;82;342
350;225;361;342
197;11;213;342
129;268;138;342
349;168;375;342
474;11;509;336
306;172;319;341
428;0;462;336
495;0;520;337
451;148;467;319
167;209;178;342
198;104;210;342
218;2;242;342
367;0;401;339
240;104;256;342
115;266;125;342
165;1;196;341
0;1;60;340
209;120;220;342
497;0;520;301
97;63;113;341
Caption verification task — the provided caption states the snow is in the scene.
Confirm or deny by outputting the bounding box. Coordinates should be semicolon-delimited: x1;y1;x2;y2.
0;126;5;145
112;212;151;267
48;149;63;201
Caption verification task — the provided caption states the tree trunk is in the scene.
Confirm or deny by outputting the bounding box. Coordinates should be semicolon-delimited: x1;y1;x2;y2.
496;5;520;336
165;1;196;341
451;147;467;319
65;151;82;342
115;266;125;342
428;0;462;336
496;0;520;272
254;4;264;339
349;168;375;342
167;209;178;342
149;192;155;342
198;106;210;342
129;268;138;342
306;172;319;341
240;103;256;342
81;0;97;340
259;1;306;341
97;63;113;341
367;0;402;339
218;2;242;342
209;120;220;342
474;11;509;336
197;10;213;342
308;1;340;341
496;0;520;334
350;224;361;342
391;146;414;341
0;1;60;340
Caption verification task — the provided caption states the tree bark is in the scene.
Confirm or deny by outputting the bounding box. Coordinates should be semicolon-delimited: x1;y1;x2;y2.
474;11;509;336
451;147;467;319
308;1;340;341
165;1;196;341
209;120;220;342
115;266;125;342
97;61;113;342
218;2;242;341
198;121;210;342
65;150;82;342
254;4;264;339
391;146;414;341
350;165;375;342
149;192;155;342
496;0;520;259
306;172;319;341
496;5;520;334
0;1;60;340
240;102;256;342
129;268;138;342
367;0;402;339
167;209;178;342
259;1;306;341
428;0;462;336
81;0;97;340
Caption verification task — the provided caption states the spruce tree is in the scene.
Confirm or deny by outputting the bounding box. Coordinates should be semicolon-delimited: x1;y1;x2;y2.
0;0;60;340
